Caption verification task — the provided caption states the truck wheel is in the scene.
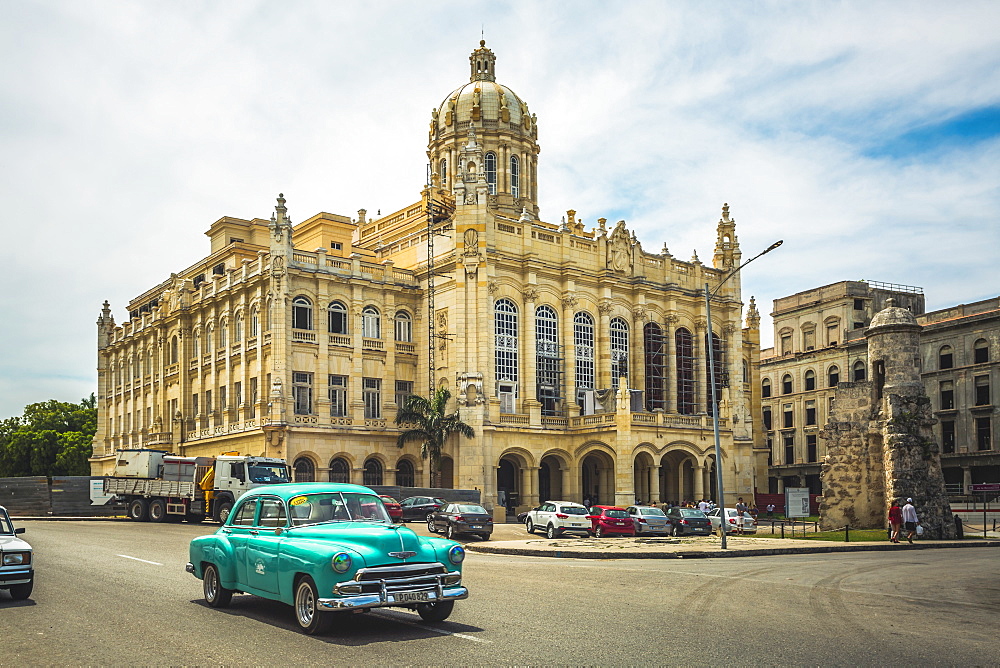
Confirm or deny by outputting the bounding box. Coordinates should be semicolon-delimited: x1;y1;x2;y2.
127;498;149;522
149;499;167;523
202;564;232;608
214;500;233;524
294;576;332;635
416;600;454;623
9;579;33;600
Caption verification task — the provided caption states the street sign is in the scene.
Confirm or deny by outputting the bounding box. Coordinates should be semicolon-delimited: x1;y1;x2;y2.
785;487;811;518
968;483;1000;492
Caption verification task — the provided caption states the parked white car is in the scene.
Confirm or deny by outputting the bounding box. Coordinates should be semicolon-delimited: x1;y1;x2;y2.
525;501;591;539
0;505;33;600
626;506;672;535
706;507;758;535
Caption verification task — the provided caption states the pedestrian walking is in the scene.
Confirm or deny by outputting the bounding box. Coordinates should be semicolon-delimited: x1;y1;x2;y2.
766;503;775;519
888;501;903;543
901;498;919;544
735;497;748;535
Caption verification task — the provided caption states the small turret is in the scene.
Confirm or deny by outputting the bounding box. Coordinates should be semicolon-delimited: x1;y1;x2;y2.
713;203;742;271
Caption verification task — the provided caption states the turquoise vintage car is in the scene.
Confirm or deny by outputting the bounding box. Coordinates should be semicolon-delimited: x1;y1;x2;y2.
186;483;468;634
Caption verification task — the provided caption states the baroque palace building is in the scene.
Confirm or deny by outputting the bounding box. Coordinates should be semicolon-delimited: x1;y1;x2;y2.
760;281;999;495
91;41;764;517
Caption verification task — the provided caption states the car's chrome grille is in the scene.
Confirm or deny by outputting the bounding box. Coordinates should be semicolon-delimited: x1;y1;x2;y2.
352;562;450;595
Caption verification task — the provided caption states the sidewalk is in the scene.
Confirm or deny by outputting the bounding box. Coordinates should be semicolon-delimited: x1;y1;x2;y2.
465;534;1000;559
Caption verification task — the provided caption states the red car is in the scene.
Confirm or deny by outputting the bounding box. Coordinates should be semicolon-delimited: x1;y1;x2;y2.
379;495;403;522
588;505;636;538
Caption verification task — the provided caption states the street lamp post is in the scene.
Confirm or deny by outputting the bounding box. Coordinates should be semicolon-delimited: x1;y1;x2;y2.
706;240;782;549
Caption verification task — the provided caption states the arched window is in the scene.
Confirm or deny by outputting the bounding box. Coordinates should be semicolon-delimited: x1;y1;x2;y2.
974;338;990;364
218;320;228;348
574;311;595;408
206;326;214;352
395;311;412;342
234;313;244;343
782;374;793;395
363;459;383;486
328;301;348;334
292;296;313;330
853;360;867;382
644;322;666;411
939;345;954;370
805;369;816;391
193;331;200;358
439;158;447;187
484;151;497;195
495;299;518;411
362;306;381;339
762;378;771;398
610;317;629;390
328;457;350;483
396;459;415;487
293;457;315;483
742;359;750;384
536;305;559;416
675;328;695;414
250;307;259;338
170;336;178;364
510;155;520;198
828;365;840;387
706;332;724;415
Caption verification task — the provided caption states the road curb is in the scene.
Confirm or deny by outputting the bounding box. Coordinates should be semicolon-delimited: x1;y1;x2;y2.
466;539;1000;559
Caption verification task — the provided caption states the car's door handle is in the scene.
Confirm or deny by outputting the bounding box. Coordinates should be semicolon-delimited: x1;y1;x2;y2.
250;530;259;536
221;528;231;533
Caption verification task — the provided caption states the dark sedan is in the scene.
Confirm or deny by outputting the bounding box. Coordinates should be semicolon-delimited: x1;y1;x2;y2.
665;507;713;536
428;503;493;540
399;495;447;522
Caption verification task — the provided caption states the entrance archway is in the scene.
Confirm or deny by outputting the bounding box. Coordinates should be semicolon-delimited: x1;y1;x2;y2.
439;456;454;489
539;455;566;502
659;448;705;505
633;451;656;505
497;456;520;516
580;450;615;507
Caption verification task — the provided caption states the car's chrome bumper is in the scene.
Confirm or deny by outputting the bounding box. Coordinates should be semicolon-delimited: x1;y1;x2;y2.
0;568;33;585
319;585;469;610
185;562;195;574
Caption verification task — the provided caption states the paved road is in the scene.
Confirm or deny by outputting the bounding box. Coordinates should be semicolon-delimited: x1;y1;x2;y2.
4;520;997;665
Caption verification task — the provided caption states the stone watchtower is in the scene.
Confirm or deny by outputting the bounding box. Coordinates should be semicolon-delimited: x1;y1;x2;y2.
820;299;955;537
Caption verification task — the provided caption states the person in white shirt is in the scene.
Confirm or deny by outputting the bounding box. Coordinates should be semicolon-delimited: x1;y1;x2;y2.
698;499;710;512
901;498;919;544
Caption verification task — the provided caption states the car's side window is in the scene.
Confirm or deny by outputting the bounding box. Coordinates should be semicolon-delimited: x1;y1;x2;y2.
231;499;257;526
257;498;287;527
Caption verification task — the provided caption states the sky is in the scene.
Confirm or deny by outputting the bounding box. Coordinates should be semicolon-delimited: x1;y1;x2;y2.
1;0;998;419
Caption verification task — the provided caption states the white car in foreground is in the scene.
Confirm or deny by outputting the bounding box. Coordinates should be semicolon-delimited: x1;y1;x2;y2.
526;501;591;539
706;507;758;535
0;505;33;600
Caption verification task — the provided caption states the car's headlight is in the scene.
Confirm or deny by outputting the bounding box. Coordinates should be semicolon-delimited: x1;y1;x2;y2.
447;544;465;565
3;552;29;565
331;552;353;573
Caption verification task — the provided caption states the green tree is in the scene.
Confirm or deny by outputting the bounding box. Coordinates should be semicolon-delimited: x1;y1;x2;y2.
395;388;475;487
0;395;96;477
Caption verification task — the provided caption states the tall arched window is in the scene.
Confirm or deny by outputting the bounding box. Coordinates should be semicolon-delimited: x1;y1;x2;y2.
193;331;200;359
439;158;447;187
805;369;816;391
974;338;990;364
395;311;412;342
234;313;244;342
853;360;867;381
396;459;415;487
484;151;497;195
610;317;629;390
782;374;793;394
644;322;666;411
328;457;350;483
675;327;695;414
206;326;214;353
363;458;383;486
706;332;724;415
828;365;840;387
495;299;518;411
292;296;313;330
536;305;560;416
250;307;259;338
762;378;771;398
510;155;520;198
218;319;228;348
293;457;315;482
327;301;348;334
574;311;595;408
170;336;178;364
362;306;381;339
939;345;954;370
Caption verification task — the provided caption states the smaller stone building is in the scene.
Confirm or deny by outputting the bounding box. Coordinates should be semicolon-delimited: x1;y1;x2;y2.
819;300;954;538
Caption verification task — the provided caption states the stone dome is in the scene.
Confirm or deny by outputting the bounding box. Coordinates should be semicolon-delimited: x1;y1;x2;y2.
868;298;919;330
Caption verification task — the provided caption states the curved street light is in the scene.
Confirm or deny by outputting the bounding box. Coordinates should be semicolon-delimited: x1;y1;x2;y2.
706;240;783;549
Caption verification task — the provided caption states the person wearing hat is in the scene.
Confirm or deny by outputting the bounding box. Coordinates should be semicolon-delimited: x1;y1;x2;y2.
901;498;919;544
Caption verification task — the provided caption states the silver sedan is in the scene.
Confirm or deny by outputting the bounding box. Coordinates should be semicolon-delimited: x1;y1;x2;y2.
626;506;672;535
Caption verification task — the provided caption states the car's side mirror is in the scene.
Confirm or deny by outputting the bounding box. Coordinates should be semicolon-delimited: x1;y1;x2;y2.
15;527;25;534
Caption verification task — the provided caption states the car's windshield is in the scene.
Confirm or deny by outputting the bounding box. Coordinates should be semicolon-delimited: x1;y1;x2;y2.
288;492;391;526
249;464;290;484
605;509;629;519
681;509;706;518
0;511;12;534
455;505;487;514
561;507;588;515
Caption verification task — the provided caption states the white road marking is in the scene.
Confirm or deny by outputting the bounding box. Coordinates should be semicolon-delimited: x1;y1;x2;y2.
373;610;491;643
117;554;163;566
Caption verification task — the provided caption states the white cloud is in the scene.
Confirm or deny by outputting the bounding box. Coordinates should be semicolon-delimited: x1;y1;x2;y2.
0;0;998;415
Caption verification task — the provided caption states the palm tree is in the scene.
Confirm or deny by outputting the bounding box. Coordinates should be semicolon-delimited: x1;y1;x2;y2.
395;388;475;488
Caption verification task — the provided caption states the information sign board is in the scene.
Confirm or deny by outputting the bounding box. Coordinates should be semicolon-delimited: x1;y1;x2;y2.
968;483;1000;492
785;487;811;518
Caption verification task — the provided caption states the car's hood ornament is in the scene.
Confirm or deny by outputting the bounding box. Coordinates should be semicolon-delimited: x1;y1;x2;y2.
388;551;417;559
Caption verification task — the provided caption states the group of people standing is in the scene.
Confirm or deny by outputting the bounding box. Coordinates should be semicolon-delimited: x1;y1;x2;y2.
888;498;921;544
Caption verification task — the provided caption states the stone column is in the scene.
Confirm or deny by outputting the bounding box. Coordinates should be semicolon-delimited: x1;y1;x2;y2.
663;315;678;413
963;467;972;493
694;464;705;499
650;465;661;504
677;461;687;503
695;320;707;414
598;300;613;390
523;288;539;421
561;293;579;416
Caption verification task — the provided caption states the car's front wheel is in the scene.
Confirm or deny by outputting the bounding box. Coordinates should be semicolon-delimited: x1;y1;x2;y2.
525;519;535;534
202;564;232;608
9;579;33;600
416;600;454;623
294;576;332;635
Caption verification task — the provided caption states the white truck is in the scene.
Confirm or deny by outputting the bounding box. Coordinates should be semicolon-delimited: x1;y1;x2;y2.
104;449;291;524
